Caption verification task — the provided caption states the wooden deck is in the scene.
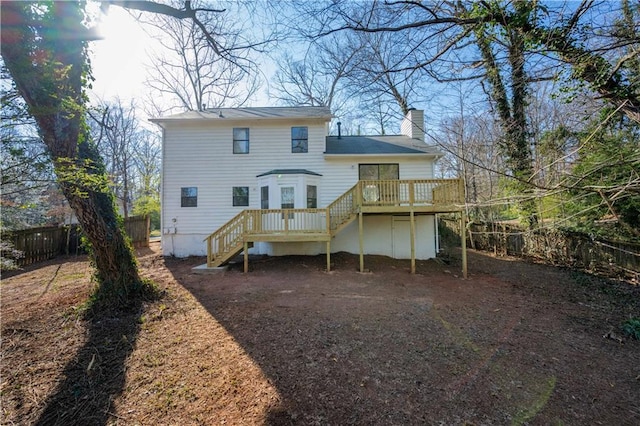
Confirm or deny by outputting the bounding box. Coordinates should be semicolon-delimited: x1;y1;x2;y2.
204;179;467;276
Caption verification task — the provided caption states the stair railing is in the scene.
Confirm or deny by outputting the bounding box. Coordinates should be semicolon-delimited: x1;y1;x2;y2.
325;182;359;234
204;210;248;267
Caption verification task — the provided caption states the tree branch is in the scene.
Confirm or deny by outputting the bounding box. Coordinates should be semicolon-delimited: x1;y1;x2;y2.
105;1;225;18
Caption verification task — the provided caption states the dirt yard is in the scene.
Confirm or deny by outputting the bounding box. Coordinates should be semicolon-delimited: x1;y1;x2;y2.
1;242;639;425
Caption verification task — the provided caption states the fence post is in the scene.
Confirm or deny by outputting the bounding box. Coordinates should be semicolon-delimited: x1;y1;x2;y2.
146;215;150;246
461;210;468;279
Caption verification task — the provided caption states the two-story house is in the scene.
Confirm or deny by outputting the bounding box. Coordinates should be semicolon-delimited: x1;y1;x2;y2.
151;107;466;274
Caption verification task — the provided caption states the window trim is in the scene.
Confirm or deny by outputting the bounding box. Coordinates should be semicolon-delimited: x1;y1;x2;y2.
233;127;250;154
232;186;249;206
358;163;400;180
306;184;317;208
261;186;269;209
231;186;249;207
280;186;295;219
181;187;198;207
291;126;308;153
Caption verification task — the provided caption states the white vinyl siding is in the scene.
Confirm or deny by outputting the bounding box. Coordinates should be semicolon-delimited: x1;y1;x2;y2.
161;118;437;257
162;120;328;242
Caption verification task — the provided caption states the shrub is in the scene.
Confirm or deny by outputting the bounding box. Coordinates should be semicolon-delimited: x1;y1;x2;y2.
621;318;640;340
0;240;24;271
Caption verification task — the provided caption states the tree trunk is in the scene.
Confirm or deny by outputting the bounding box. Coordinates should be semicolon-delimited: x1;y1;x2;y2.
58;137;143;299
474;21;538;227
1;1;143;303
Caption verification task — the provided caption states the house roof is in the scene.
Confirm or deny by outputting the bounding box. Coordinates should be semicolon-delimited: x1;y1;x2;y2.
325;135;443;156
150;106;333;123
256;169;323;177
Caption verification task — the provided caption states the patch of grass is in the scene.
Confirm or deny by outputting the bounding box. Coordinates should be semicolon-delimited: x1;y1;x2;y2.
512;376;557;426
143;353;165;368
570;271;630;299
61;272;86;280
621;318;640;340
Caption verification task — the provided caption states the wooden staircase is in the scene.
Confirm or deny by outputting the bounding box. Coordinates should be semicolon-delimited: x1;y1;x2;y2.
204;211;249;268
204;179;463;269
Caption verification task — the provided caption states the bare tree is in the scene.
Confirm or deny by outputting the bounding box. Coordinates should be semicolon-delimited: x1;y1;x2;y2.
131;128;161;201
270;33;364;133
273;1;436;135
1;75;53;198
130;128;162;230
346;23;431;125
91;98;143;218
435;83;504;222
139;0;263;112
90;98;162;226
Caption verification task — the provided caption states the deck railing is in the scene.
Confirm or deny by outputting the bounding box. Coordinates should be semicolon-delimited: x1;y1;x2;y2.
359;179;463;207
245;209;327;234
204;179;463;267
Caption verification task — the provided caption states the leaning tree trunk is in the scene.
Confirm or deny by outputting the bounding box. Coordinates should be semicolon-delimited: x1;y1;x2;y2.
56;136;143;300
1;1;144;303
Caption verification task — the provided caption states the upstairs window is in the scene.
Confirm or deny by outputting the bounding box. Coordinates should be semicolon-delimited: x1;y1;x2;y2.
233;128;250;154
181;187;197;207
232;186;249;206
291;126;308;153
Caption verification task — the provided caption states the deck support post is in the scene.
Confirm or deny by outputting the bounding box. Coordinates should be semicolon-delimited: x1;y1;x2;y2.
359;211;364;272
326;241;331;272
461;210;468;279
243;241;249;273
410;210;416;274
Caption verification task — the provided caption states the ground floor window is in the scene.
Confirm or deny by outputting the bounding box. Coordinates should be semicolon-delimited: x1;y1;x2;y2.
261;186;269;209
256;170;321;213
233;186;249;206
181;187;197;207
281;186;295;219
307;185;317;208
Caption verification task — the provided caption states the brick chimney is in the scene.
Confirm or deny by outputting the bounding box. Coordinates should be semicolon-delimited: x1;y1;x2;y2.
400;108;424;141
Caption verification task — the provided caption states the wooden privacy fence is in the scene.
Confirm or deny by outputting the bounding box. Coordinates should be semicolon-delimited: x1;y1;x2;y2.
124;215;151;248
439;218;640;280
3;215;149;267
